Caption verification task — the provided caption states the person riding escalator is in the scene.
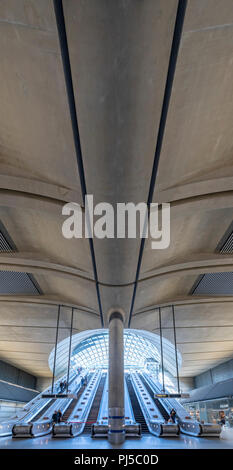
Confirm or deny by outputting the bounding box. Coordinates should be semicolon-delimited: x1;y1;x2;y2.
52;410;59;424
169;409;177;423
52;410;63;424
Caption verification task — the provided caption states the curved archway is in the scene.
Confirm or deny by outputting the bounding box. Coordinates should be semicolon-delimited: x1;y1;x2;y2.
48;328;182;379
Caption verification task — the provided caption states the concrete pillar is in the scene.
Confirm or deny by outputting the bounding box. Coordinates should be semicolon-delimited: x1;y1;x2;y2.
108;309;125;444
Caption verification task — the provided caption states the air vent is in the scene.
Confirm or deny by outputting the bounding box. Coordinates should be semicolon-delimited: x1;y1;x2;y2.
0;271;40;295
0;223;41;294
192;272;233;295
192;223;233;295
219;231;233;254
0;230;13;253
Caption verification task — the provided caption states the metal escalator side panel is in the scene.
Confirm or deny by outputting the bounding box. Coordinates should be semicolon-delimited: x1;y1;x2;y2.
143;372;217;437
179;420;202;436
132;372;179;437
30;421;53;438
0;421;15;438
139;374;169;420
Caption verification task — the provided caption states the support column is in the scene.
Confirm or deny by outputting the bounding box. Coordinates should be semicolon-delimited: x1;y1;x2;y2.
108;309;125;444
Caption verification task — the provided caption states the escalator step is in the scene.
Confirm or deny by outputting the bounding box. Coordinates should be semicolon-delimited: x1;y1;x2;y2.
126;375;149;434
83;376;106;434
140;376;169;421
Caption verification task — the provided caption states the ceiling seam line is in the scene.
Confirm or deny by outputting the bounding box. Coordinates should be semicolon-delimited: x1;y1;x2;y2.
53;0;104;327
128;0;188;328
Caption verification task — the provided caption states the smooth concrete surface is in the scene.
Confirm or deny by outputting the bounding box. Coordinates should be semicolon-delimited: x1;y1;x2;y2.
195;358;233;388
0;428;233;449
0;0;233;383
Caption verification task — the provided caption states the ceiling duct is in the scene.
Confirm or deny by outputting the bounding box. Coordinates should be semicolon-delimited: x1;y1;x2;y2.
192;272;233;296
0;223;41;295
219;231;233;254
192;224;233;295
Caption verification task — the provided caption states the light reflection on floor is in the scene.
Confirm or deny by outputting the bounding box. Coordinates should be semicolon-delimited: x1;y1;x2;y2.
0;428;233;449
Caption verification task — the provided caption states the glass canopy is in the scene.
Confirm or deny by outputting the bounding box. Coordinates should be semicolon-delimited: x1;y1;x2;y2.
71;330;161;370
49;328;182;378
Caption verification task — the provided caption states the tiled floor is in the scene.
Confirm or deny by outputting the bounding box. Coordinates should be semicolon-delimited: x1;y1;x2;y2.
0;428;233;449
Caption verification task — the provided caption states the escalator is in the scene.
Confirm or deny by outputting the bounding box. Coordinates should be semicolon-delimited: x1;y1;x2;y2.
126;375;149;434
62;399;78;422
82;374;106;435
31;399;56;422
143;373;222;437
62;375;92;421
12;373;83;438
140;375;169;421
31;374;78;423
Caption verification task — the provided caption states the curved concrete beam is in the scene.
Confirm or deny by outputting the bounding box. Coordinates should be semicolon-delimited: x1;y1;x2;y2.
138;253;233;283
0;253;233;288
156;176;233;204
134;295;233;316
0;189;66;216
0;188;232;221
0;294;99;316
0;252;94;283
0;174;81;204
170;191;233;216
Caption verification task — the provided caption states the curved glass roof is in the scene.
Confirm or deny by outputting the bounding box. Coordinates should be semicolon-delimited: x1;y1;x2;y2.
49;328;182;377
71;330;161;370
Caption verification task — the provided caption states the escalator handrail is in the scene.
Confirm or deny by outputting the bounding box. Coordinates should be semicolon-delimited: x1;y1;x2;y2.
32;371;87;423
142;372;196;423
130;373;163;425
67;371;102;430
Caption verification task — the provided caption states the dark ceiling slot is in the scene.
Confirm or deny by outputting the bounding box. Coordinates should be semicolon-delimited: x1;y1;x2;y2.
0;231;13;253
219;231;233;254
192;272;233;296
0;271;41;295
53;0;103;327
128;0;188;327
0;222;42;295
192;222;233;295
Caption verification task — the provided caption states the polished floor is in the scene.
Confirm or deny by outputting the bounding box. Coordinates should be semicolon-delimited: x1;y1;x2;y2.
0;428;233;449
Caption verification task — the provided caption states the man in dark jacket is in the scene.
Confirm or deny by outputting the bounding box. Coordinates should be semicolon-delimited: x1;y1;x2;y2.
170;409;177;423
52;410;58;423
57;410;62;423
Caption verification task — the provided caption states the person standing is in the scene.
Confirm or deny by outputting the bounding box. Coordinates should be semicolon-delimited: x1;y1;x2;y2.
52;410;58;424
170;409;177;423
219;411;226;426
57;409;62;423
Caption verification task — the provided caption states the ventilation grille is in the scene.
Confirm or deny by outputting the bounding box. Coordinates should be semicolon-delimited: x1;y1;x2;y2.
0;230;13;253
192;225;233;295
0;225;41;295
219;231;233;254
192;272;233;295
0;271;40;295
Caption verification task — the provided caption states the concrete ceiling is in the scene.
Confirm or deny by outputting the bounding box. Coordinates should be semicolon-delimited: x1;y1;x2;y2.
0;0;233;380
